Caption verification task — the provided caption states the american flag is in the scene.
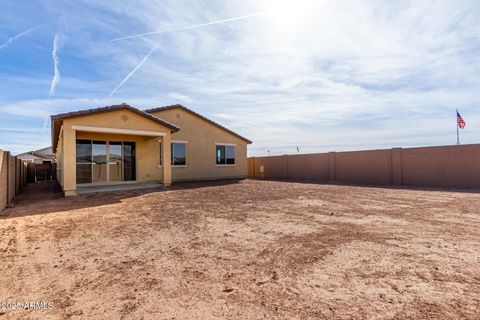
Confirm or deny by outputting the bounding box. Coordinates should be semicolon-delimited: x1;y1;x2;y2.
457;111;466;129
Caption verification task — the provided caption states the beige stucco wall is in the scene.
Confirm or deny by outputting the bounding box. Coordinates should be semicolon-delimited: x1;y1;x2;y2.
149;108;249;181
57;109;172;196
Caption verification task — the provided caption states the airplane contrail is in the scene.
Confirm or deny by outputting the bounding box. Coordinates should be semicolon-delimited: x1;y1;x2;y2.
108;44;159;97
49;33;62;97
0;27;36;49
110;11;265;42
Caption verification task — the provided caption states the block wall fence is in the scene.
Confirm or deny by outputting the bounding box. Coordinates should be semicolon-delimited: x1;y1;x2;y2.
0;150;28;213
248;144;480;188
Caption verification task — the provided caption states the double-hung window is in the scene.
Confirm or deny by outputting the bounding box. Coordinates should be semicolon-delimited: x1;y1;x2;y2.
159;141;187;166
216;144;235;165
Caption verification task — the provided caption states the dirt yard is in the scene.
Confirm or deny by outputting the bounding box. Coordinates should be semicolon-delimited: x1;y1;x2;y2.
1;180;479;319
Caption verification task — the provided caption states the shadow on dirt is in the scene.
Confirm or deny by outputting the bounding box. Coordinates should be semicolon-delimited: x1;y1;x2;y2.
1;179;245;219
248;178;480;194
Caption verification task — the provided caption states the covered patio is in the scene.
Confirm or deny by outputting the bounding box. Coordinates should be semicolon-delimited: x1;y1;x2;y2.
51;104;179;196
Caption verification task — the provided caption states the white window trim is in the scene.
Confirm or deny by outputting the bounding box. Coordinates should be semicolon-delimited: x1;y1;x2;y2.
215;143;236;166
215;142;236;146
157;141;189;167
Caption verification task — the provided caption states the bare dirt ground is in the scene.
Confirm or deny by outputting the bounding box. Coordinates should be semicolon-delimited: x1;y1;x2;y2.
1;179;479;320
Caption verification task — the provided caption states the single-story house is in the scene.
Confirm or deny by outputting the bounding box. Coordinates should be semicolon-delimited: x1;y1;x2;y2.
17;146;56;164
51;103;252;196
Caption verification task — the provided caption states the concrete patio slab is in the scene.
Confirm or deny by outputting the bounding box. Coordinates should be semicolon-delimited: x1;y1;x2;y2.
77;182;165;194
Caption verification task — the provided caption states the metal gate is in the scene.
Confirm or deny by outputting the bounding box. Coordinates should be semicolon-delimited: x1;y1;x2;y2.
27;163;57;182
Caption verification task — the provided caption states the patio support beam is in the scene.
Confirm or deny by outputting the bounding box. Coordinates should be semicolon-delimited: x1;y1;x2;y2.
63;126;77;196
162;134;172;186
71;125;167;137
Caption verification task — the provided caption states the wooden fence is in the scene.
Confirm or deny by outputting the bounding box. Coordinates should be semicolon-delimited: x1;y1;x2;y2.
248;144;480;189
27;163;57;183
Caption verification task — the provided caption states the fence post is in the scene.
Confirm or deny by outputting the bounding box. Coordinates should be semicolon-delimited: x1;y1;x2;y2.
5;152;9;205
391;148;403;186
328;152;336;182
283;155;288;179
252;157;256;178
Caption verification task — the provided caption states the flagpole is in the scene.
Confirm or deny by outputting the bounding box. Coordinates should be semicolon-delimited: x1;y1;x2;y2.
456;108;460;145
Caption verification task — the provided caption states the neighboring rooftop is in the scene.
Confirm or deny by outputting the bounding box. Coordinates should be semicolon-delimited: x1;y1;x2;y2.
17;146;55;160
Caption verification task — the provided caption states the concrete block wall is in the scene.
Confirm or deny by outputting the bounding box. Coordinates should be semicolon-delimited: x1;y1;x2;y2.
0;151;7;212
248;144;480;189
8;155;15;204
0;149;28;213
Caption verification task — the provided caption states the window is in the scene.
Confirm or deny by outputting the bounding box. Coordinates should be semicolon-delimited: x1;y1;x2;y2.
171;142;186;166
76;139;92;183
216;145;235;165
122;142;136;181
159;142;187;166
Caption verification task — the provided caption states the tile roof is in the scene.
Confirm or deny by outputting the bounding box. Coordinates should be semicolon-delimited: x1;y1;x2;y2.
51;103;179;131
51;104;180;152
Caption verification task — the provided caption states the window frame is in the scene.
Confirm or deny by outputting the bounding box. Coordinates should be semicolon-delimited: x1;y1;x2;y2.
159;140;188;167
215;143;236;166
171;141;187;167
75;139;136;184
158;141;162;167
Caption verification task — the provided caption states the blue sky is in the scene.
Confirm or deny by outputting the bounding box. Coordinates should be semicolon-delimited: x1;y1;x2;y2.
1;0;479;156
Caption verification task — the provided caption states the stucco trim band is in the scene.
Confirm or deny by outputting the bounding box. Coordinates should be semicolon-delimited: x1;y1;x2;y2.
71;125;167;137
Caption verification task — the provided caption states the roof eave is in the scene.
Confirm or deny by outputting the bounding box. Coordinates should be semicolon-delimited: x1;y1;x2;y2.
50;104;181;153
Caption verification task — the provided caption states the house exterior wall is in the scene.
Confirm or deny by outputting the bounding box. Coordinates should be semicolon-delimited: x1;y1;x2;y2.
149;108;249;181
57;109;173;196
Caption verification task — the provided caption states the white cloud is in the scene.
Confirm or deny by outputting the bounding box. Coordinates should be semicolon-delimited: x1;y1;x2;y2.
110;11;265;41
0;27;36;49
108;44;159;97
167;92;193;104
49;33;64;97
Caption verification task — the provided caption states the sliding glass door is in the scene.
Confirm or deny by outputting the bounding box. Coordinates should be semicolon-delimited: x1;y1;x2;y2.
76;140;92;183
123;142;136;181
92;141;107;183
109;142;123;182
76;140;136;184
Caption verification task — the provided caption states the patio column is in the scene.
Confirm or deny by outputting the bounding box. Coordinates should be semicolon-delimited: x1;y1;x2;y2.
63;126;77;196
162;134;172;186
